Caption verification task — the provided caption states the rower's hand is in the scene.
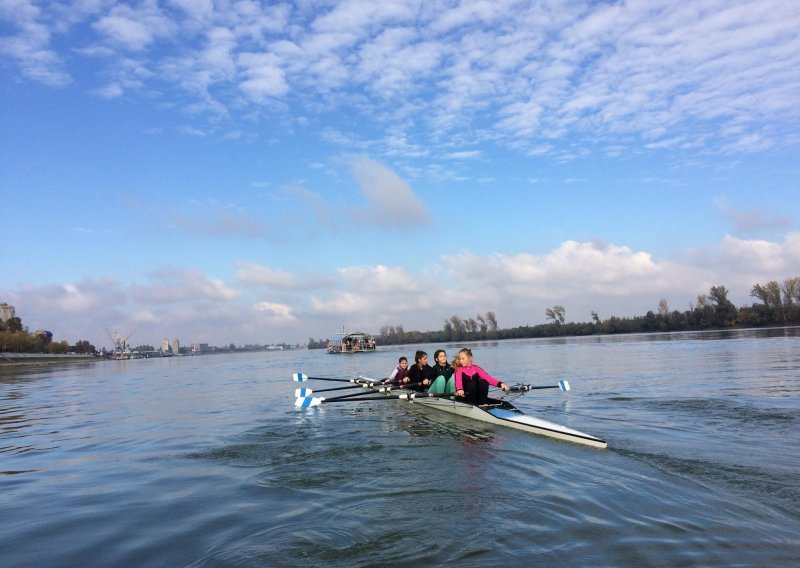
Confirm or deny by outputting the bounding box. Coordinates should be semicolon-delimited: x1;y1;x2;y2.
455;389;465;397
402;377;410;384
500;383;510;392
422;379;430;386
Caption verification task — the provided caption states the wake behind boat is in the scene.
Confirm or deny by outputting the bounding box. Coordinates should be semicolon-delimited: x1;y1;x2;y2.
292;373;607;449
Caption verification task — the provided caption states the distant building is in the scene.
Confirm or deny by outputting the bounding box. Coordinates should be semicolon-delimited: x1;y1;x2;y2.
162;338;171;353
191;343;209;353
0;302;15;322
171;338;180;355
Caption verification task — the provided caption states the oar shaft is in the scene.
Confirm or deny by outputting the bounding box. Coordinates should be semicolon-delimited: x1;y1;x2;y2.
312;385;366;393
311;396;403;403
292;373;379;384
509;380;570;392
295;390;454;408
319;388;389;402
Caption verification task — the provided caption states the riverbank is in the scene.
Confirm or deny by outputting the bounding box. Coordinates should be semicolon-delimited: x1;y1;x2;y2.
0;352;101;366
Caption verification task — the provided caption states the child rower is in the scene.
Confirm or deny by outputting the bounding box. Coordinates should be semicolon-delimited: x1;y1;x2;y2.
384;356;409;384
453;347;510;405
428;349;455;394
405;350;436;390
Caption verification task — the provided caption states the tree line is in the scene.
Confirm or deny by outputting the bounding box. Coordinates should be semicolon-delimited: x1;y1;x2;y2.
0;316;96;354
371;276;800;345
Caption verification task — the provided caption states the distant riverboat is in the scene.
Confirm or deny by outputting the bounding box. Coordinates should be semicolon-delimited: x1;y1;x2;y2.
326;331;377;354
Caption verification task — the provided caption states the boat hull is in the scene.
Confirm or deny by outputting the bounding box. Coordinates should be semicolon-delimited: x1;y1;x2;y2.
411;396;607;448
366;382;606;448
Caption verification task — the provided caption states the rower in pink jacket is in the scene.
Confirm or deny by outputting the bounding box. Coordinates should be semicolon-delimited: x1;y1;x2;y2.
453;347;510;405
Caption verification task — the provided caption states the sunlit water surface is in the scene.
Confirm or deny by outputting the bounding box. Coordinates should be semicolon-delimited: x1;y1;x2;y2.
2;328;799;566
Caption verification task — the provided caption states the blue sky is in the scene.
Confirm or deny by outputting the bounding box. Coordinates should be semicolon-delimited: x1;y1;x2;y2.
2;0;799;348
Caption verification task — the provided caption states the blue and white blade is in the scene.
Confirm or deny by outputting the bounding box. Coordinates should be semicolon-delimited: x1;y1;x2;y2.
559;380;570;391
295;388;312;397
294;396;322;408
293;373;309;382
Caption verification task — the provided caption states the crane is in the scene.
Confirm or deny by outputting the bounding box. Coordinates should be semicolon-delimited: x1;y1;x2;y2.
106;328;136;359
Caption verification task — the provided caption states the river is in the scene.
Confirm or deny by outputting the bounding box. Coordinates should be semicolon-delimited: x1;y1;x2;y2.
1;328;799;566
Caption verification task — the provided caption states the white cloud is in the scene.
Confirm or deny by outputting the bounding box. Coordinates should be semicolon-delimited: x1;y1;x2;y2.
92;1;175;51
3;0;796;156
253;301;296;323
714;198;793;232
237;51;289;101
0;8;71;87
338;264;419;294
236;263;297;289
130;267;238;304
167;0;213;21
719;233;800;274
348;155;430;222
446;150;481;159
90;81;123;98
5;232;799;347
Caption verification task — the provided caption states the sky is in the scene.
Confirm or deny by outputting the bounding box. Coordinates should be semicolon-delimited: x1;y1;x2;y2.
1;0;799;349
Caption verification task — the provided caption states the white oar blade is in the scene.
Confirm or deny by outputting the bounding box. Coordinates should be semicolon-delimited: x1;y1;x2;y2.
559;380;570;391
295;396;322;408
295;388;312;397
293;373;309;382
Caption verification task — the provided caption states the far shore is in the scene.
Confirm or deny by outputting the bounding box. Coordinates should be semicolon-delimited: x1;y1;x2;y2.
0;353;101;367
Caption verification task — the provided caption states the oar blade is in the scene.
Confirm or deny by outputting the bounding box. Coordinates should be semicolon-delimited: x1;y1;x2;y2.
293;373;309;382
559;380;570;391
295;388;312;397
295;396;323;408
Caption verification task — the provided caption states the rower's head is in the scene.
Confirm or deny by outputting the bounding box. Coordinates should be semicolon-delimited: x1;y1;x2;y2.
414;350;428;367
398;356;408;369
434;349;447;366
455;347;473;367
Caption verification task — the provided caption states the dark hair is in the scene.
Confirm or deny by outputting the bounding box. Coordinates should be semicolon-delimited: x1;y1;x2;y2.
398;356;407;363
433;349;446;360
414;350;427;363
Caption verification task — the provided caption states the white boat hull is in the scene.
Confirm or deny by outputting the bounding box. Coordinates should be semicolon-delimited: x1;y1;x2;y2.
410;396;607;448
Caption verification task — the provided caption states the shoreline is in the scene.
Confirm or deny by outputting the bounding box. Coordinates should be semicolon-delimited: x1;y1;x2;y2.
0;353;101;367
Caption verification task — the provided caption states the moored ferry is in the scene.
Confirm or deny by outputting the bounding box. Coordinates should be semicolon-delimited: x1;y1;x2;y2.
326;331;377;354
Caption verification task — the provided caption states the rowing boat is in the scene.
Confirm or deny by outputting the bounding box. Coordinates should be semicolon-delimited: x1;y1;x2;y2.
293;374;607;449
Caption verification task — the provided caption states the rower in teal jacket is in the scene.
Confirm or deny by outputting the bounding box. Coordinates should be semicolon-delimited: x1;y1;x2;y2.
428;349;455;394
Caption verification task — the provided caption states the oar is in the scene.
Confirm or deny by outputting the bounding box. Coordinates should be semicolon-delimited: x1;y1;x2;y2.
308;387;394;402
292;373;379;384
509;380;570;392
293;385;367;397
295;391;454;408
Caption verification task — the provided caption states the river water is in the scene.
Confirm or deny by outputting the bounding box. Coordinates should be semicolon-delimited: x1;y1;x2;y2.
2;329;799;566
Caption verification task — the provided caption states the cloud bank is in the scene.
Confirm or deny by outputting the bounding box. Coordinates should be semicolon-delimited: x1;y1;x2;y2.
5;232;799;348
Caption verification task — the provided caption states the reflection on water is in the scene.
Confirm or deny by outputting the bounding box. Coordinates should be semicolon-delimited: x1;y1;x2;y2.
401;404;496;442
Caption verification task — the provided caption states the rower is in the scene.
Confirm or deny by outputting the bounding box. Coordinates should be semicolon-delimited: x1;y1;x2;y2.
453;347;510;404
405;350;436;390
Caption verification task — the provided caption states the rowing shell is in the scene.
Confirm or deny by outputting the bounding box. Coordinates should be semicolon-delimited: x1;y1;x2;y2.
370;385;607;449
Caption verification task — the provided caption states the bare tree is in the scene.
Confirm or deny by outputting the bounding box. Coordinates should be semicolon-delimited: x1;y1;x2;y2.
545;305;565;325
449;315;465;341
476;314;487;338
441;319;453;341
782;277;800;307
485;311;498;332
751;281;785;323
658;298;669;317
